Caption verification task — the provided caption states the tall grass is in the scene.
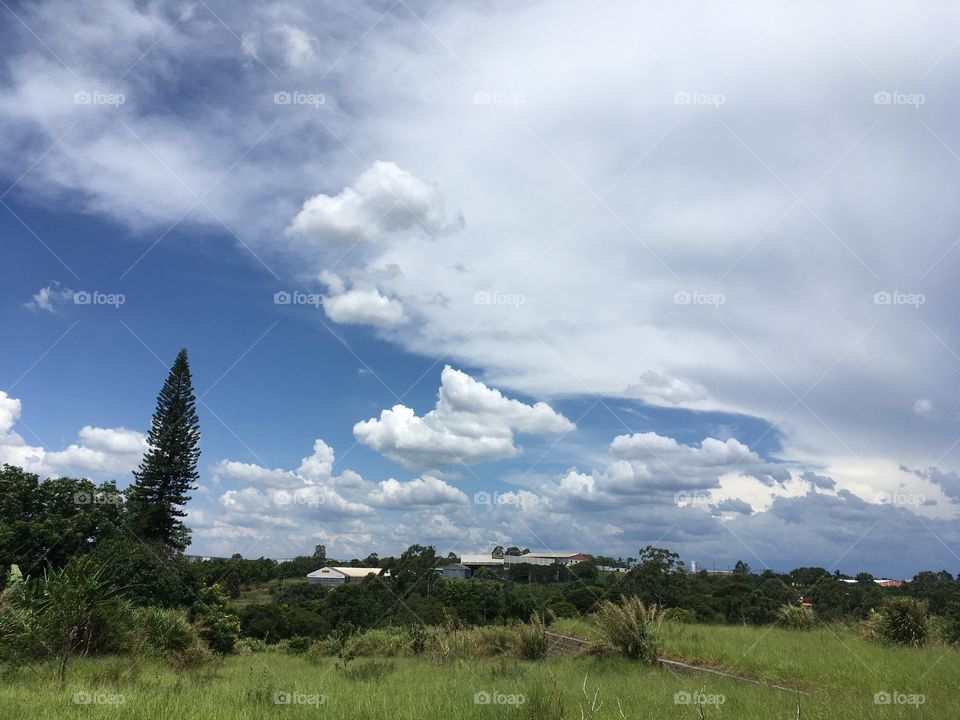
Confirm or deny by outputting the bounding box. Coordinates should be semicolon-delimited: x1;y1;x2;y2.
592;597;663;663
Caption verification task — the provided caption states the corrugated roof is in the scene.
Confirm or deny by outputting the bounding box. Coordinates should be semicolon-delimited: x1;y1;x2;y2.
459;554;504;565
307;566;385;578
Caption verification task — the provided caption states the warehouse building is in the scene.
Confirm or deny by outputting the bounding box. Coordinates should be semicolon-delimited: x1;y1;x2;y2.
306;566;386;586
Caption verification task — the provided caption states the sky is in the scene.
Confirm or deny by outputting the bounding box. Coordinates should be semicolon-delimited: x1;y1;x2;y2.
2;0;960;578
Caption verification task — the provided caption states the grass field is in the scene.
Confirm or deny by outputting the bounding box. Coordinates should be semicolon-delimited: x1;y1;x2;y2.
0;622;955;718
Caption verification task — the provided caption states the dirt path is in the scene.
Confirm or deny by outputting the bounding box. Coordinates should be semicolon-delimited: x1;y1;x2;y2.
544;631;809;695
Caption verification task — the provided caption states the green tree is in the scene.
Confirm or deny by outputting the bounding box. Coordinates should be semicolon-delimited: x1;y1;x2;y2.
129;349;200;551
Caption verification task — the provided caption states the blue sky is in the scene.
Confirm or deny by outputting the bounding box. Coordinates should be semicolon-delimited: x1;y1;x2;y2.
2;0;960;577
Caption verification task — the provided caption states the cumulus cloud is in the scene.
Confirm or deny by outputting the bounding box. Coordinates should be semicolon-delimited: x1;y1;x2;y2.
285;161;450;247
353;366;574;468
319;271;407;327
0;391;146;478
367;475;468;508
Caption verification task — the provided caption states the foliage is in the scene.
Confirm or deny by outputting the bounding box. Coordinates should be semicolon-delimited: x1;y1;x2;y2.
776;603;816;630
593;596;662;663
514;612;547;660
128;348;200;551
662;607;696;624
865;597;929;647
28;556;133;683
189;584;240;654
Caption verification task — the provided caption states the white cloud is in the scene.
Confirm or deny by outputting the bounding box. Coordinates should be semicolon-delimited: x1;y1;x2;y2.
353;365;574;468
25;282;74;313
367;475;468;508
913;398;933;417
0;391;145;478
322;285;407;327
285;161;449;247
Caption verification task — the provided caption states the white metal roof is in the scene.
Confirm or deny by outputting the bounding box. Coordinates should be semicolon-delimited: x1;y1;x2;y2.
307;566;385;578
459;554;504;565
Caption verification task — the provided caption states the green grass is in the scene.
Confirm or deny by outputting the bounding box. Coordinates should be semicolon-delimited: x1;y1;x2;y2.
1;621;957;718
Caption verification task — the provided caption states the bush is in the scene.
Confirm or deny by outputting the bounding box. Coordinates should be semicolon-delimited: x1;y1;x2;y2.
865;597;928;647
190;585;240;654
134;607;195;654
514;612;547;660
286;635;312;654
663;607;696;624
777;603;815;630
593;596;662;663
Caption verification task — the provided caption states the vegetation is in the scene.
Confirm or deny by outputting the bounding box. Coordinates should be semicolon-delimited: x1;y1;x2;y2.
863;597;929;647
592;597;662;663
1;347;959;718
128;348;200;551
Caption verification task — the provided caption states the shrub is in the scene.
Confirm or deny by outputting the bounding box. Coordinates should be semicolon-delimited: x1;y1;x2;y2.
865;597;928;647
593;596;662;663
663;607;696;624
30;556;134;682
286;635;312;654
777;603;815;630
134;607;195;654
514;612;547;660
190;585;240;654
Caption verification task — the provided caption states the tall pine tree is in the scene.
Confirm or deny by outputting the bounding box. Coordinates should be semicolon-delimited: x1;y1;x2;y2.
129;348;200;552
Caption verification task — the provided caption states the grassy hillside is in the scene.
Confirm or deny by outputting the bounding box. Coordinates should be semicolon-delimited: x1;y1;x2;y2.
0;620;955;719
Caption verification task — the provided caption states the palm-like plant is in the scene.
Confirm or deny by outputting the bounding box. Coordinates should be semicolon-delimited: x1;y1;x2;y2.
593;596;663;663
31;556;132;684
